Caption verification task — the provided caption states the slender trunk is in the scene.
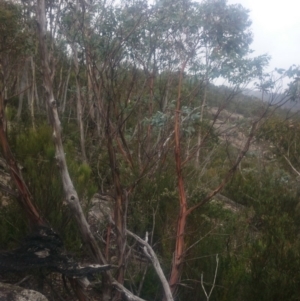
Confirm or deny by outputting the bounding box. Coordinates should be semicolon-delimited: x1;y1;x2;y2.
91;62;103;138
30;57;36;130
61;62;71;114
34;79;40;112
146;74;154;154
17;61;28;120
167;61;188;298
33;41;40;111
56;66;63;101
37;0;105;265
73;46;87;162
86;47;96;121
196;47;209;165
196;80;207;165
26;72;31;111
185;136;191;158
137;105;142;170
162;72;171;112
81;1;103;139
106;104;126;296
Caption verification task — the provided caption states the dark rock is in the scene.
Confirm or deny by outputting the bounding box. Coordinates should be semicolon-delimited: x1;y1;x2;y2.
0;282;48;301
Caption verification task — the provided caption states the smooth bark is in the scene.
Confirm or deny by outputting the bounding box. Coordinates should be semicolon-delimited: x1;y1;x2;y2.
168;61;188;297
73;45;87;162
127;230;174;301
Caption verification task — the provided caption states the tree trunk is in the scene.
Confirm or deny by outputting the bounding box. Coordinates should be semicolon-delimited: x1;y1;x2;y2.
167;61;188;298
73;46;87;163
146;74;154;154
36;0;106;268
36;2;114;300
17;61;28;120
196;81;207;165
106;104;126;298
29;57;36;130
61;62;71;114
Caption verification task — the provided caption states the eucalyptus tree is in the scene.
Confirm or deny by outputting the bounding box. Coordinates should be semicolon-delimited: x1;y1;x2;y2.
61;1;156;298
63;0;272;298
60;1;89;162
122;0;270;296
185;0;269;163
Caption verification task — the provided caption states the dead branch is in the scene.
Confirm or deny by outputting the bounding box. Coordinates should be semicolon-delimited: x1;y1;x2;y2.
284;155;300;177
127;230;174;301
201;254;219;301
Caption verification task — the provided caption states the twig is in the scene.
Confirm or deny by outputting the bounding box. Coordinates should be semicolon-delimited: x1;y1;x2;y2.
201;254;219;301
284;155;300;177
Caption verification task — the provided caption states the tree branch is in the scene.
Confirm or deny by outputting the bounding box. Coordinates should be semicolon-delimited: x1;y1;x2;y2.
201;254;219;301
127;230;174;301
284;155;300;177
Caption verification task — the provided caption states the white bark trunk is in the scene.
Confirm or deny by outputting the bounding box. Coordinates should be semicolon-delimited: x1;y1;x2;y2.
37;0;104;264
73;46;87;162
30;57;36;130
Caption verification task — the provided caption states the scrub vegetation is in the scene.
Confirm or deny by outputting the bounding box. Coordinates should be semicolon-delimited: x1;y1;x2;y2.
0;0;300;300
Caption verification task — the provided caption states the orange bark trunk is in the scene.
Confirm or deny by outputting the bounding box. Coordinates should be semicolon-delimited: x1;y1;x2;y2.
167;61;188;298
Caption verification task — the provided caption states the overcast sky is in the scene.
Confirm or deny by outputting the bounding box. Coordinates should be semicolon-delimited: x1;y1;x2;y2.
227;0;300;72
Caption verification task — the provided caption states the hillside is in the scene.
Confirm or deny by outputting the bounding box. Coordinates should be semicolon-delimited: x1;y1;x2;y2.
1;0;300;301
243;88;300;111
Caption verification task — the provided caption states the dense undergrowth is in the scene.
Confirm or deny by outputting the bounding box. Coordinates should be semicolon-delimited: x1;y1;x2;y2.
2;100;300;301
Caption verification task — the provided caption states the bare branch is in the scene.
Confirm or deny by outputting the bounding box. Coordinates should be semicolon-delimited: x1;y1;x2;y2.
201;254;219;301
284;155;300;177
112;281;147;301
127;230;174;301
187;118;259;215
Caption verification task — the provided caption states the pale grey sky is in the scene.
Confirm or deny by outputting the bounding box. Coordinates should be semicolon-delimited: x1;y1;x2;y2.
228;0;300;71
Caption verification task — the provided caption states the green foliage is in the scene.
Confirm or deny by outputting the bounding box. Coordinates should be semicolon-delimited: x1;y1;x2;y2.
5;123;98;252
0;1;34;55
126;267;162;300
0;202;28;250
218;164;300;301
258;116;300;169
